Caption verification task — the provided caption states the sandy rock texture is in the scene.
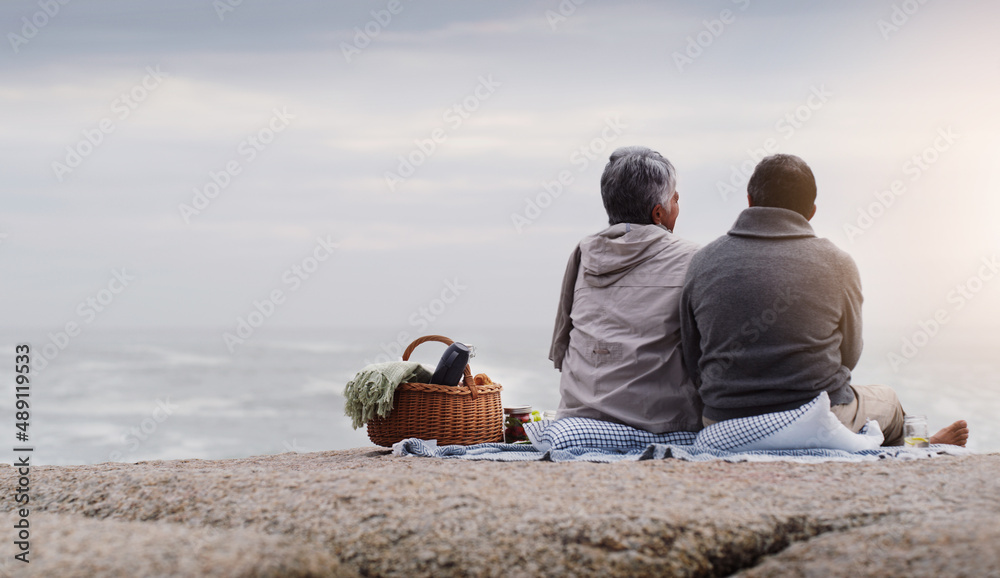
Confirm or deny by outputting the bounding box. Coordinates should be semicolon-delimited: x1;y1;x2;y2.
1;448;998;577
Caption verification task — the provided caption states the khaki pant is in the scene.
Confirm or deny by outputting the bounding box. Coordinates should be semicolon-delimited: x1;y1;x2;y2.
830;384;906;446
702;384;906;446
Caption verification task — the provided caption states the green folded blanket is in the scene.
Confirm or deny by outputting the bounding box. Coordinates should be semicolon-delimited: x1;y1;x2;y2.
344;362;432;429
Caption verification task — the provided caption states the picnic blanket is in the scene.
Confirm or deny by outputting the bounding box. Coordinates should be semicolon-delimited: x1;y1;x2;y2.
392;437;969;463
392;392;973;463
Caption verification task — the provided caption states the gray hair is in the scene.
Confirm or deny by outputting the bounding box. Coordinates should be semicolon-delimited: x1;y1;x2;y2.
599;146;677;226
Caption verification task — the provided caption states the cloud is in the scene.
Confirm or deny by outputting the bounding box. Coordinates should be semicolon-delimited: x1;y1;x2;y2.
0;0;998;331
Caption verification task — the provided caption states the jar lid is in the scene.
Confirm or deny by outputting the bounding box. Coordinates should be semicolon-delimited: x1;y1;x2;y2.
503;405;532;414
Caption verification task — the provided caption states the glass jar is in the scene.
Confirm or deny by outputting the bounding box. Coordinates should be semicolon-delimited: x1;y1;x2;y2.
503;405;532;443
903;415;930;448
542;410;557;421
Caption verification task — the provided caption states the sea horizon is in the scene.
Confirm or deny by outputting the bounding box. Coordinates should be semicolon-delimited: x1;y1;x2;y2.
3;323;996;466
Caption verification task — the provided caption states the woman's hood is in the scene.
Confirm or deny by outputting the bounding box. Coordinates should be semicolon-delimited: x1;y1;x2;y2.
579;223;672;288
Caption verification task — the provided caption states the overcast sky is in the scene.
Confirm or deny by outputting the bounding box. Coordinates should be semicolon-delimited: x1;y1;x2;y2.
2;0;999;346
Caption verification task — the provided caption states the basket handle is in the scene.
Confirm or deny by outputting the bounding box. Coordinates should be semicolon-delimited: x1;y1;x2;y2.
401;335;477;395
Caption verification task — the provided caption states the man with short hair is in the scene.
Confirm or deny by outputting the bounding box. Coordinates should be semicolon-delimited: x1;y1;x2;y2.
550;146;703;433
680;154;968;446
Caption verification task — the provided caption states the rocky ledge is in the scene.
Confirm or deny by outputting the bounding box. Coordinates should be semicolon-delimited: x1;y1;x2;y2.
2;449;999;577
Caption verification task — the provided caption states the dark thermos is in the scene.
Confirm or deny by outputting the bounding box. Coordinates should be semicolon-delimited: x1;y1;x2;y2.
429;342;471;386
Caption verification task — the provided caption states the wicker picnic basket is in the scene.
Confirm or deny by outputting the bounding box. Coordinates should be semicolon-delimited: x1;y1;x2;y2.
366;335;503;447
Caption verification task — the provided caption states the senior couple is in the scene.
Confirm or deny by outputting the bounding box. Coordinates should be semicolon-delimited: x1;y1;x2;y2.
550;147;969;446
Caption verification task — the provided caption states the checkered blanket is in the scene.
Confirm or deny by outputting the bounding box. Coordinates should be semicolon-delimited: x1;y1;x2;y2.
392;436;971;463
391;393;972;463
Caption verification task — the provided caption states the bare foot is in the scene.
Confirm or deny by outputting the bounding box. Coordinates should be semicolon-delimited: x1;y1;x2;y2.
929;420;969;447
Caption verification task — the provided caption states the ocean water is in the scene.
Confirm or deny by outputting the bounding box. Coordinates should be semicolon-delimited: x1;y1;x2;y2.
1;327;996;465
0;327;562;465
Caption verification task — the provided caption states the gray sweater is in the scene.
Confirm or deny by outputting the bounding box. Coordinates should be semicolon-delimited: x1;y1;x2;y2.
680;207;861;421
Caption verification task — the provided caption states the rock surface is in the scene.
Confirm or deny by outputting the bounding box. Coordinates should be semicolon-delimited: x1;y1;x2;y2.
2;448;999;577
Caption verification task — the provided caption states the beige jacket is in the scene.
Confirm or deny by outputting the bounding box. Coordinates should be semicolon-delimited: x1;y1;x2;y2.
549;223;703;433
